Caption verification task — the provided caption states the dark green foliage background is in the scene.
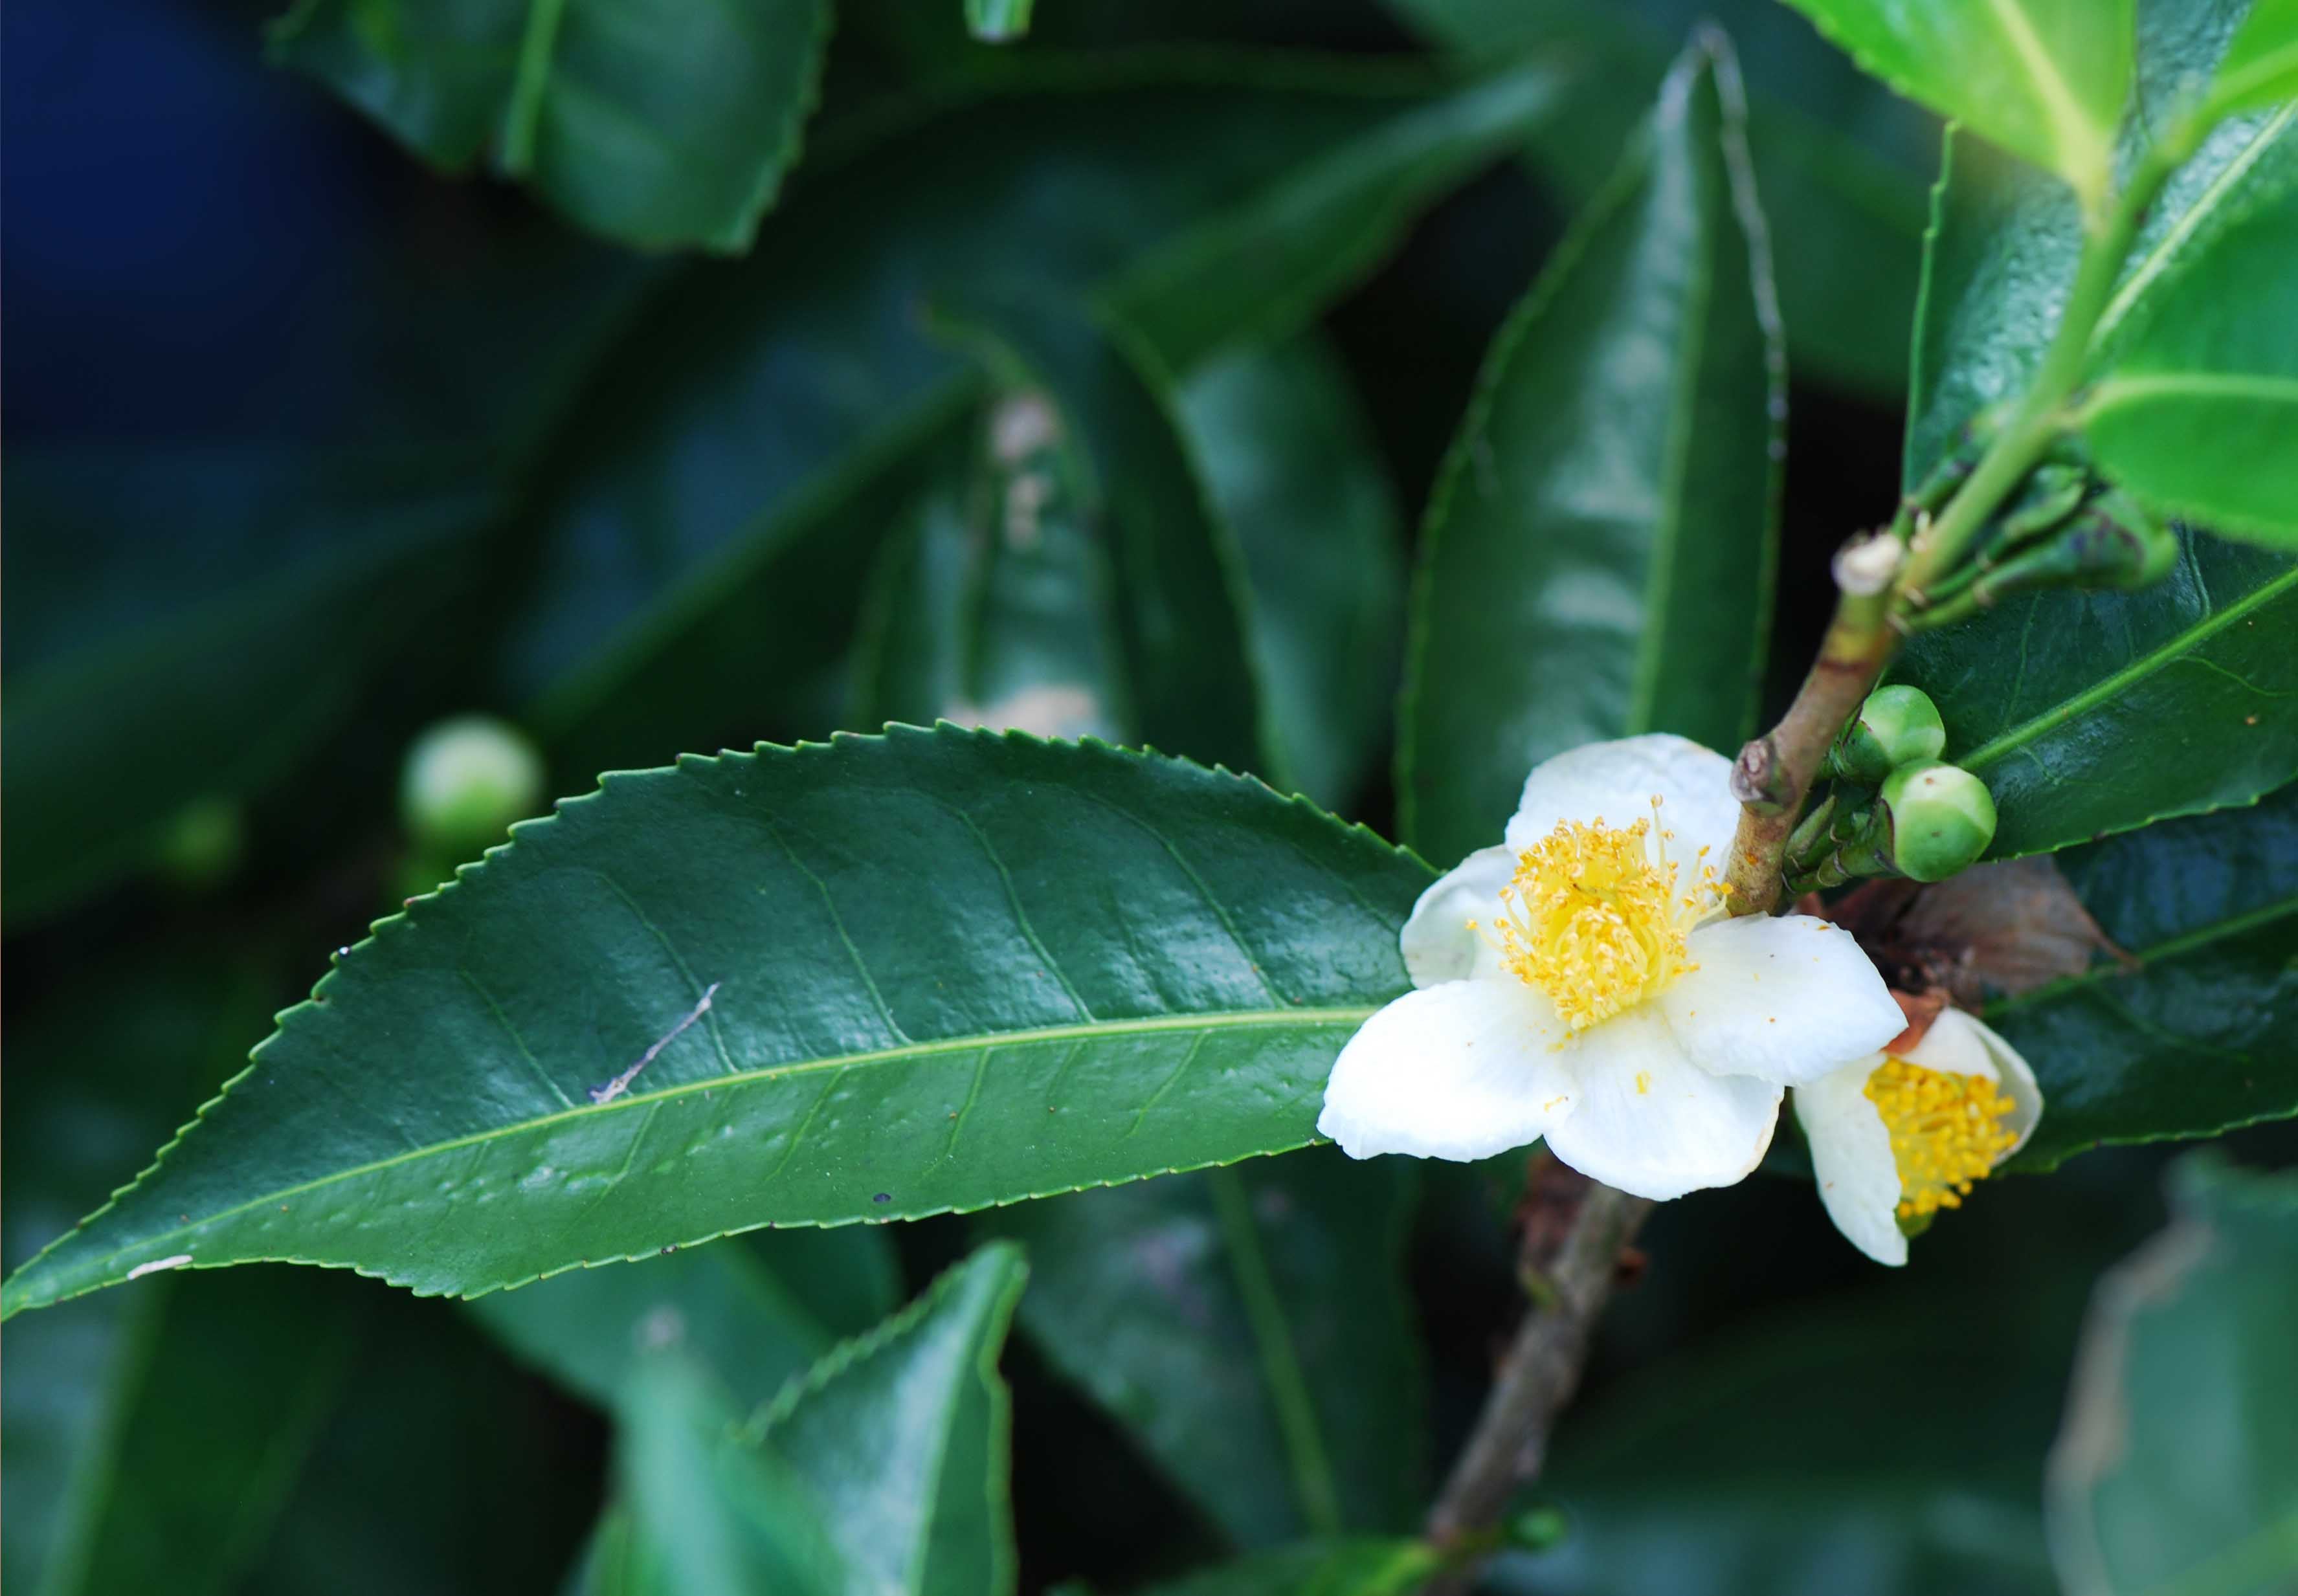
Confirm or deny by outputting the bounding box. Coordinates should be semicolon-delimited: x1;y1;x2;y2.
5;1;2293;1594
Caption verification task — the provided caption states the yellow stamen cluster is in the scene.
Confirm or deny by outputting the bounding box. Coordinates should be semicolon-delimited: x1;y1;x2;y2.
1864;1058;2020;1217
1486;802;1716;1032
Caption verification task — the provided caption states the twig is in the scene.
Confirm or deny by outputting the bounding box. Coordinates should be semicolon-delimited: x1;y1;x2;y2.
1720;535;1901;914
588;982;721;1105
1422;1164;1655;1588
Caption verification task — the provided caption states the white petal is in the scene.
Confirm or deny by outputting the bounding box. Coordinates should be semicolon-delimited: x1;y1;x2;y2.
1400;845;1514;988
1658;914;1904;1086
1538;1008;1783;1201
1317;979;1574;1162
1502;733;1740;895
1793;1058;1906;1266
1906;1008;2044;1159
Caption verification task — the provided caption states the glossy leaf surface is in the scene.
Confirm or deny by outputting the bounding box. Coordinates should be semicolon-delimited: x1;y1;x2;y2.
1180;341;1406;813
752;1245;1029;1596
465;1226;899;1411
1899;23;2298;854
508;62;1560;783
1991;782;2298;1169
2083;181;2298;546
1778;0;2132;200
2;729;1431;1315
1398;40;1782;866
1392;0;1937;397
930;291;1266;777
983;1149;1423;1546
268;0;831;252
2047;1157;2298;1596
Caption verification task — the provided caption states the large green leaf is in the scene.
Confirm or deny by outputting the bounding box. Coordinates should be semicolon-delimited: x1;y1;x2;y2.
506;58;1561;784
750;1243;1029;1596
928;291;1266;777
2209;0;2298;115
1990;782;2298;1171
1179;340;1407;813
1;956;357;1596
1392;0;1937;397
0;447;494;924
1899;10;2298;855
2047;1157;2298;1596
1397;38;1783;866
1778;0;2132;202
267;0;831;252
981;1149;1423;1546
465;1226;900;1411
2082;177;2298;547
1;728;1431;1316
852;336;1403;811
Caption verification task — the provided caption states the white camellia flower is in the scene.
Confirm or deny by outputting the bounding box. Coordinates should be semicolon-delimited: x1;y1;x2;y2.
1319;734;1905;1201
1794;1006;2044;1265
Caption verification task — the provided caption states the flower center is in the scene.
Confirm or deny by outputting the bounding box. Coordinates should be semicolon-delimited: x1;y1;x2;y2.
1863;1058;2020;1217
1486;803;1714;1032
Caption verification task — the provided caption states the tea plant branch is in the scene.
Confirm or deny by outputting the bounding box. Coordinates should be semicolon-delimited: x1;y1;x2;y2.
1720;117;2205;914
1422;1165;1654;1588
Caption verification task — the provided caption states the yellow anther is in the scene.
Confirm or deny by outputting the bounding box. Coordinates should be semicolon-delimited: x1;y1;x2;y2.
1489;799;1715;1032
1864;1058;2020;1218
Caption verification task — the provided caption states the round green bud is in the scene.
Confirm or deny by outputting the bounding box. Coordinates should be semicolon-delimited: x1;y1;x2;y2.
1879;760;1996;882
1504;1506;1570;1552
1827;685;1947;786
399;715;545;854
155;795;245;889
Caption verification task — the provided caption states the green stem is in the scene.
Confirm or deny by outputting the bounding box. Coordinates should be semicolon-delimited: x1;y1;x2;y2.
1899;131;2194;606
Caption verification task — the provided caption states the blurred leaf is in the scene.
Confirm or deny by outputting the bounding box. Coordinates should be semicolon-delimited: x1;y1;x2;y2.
505;58;1561;783
2082;179;2298;547
1397;36;1783;867
268;0;832;252
2047;1155;2298;1596
465;1226;900;1411
1990;782;2298;1170
981;1148;1424;1546
0;446;495;925
1392;0;1937;397
967;0;1036;43
1119;1539;1445;1596
1777;0;2131;201
752;1243;1029;1596
2;953;357;1596
1180;339;1406;812
1494;1289;2080;1596
584;1351;843;1596
1104;61;1567;373
2208;0;2298;115
929;289;1266;776
1899;17;2298;856
1;727;1430;1314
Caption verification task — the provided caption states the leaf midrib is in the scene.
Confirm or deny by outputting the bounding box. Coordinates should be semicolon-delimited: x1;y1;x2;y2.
1958;562;2298;771
1987;892;2298;1019
16;1006;1378;1295
1983;0;2108;184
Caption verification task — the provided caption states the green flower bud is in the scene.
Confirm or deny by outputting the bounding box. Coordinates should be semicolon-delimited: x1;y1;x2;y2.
1879;761;1996;882
155;795;245;889
400;715;545;854
1825;685;1947;786
1504;1506;1570;1552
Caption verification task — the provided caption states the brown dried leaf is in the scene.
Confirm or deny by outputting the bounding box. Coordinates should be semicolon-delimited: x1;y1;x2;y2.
1841;858;2132;1007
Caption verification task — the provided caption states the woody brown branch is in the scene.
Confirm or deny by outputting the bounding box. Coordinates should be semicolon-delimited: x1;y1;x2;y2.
1422;1164;1654;1590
